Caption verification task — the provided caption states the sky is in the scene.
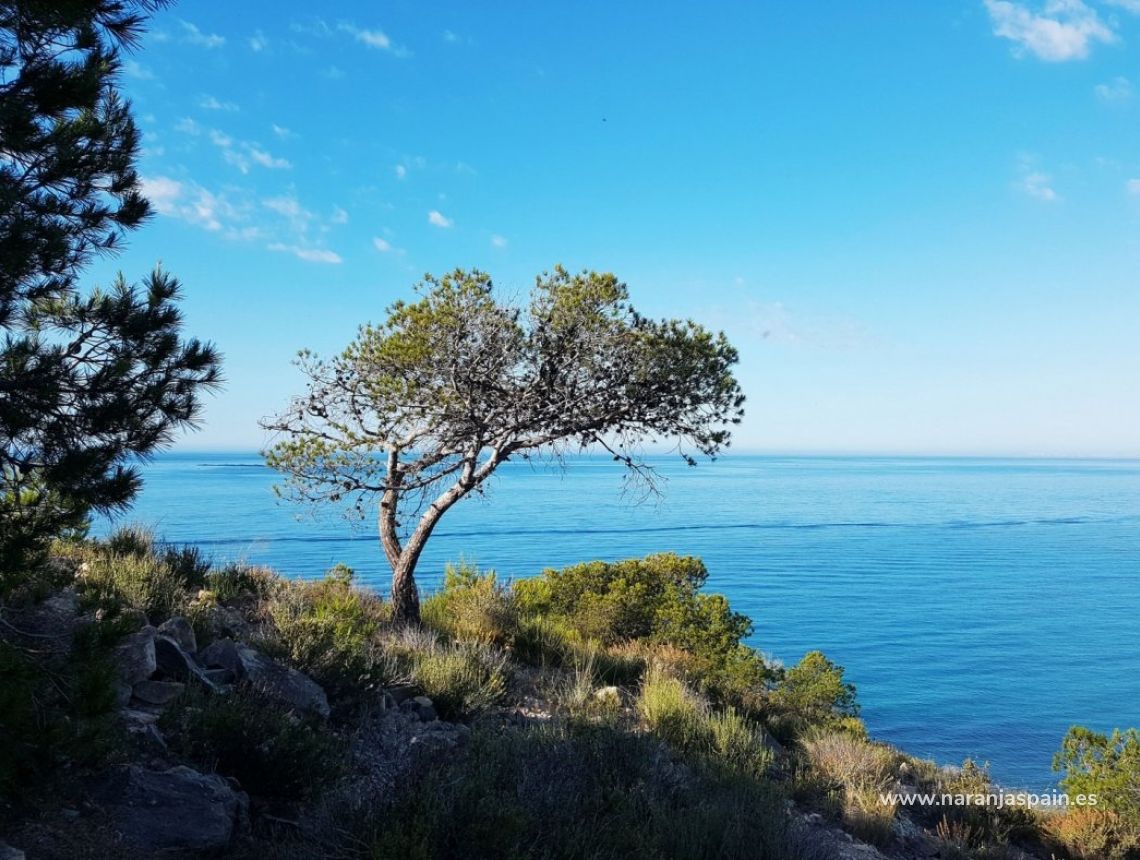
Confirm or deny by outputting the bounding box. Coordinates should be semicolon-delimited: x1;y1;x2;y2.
93;1;1140;457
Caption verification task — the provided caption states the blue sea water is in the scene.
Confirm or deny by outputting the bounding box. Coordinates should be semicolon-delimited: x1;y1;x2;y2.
95;453;1140;790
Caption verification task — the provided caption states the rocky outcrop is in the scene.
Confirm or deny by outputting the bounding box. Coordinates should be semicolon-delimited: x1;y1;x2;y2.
93;765;248;855
113;626;156;685
198;637;330;718
158;616;197;653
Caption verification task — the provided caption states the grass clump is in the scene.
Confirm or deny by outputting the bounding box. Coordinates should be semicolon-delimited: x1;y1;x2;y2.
370;720;810;860
392;627;509;719
161;685;344;800
638;665;772;777
798;728;899;846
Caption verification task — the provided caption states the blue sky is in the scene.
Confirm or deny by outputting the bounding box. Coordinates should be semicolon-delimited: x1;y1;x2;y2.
96;1;1140;456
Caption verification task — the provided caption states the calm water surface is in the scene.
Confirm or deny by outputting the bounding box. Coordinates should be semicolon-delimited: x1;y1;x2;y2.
96;453;1140;789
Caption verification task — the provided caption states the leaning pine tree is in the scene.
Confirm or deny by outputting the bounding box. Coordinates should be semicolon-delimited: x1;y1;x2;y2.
264;267;745;623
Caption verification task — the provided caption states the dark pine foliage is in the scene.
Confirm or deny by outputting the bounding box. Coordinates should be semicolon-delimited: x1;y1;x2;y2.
0;0;221;581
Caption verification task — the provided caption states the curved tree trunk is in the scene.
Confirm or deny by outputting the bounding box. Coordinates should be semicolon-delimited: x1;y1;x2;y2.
389;556;421;624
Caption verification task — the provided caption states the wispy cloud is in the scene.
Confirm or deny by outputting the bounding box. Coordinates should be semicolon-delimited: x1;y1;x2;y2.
394;164;407;180
982;0;1114;61
268;243;342;264
249;30;268;52
271;124;295;139
373;237;392;252
122;59;154;80
180;20;225;49
207;129;291;173
1021;171;1058;200
428;210;453;228
490;234;508;248
1095;76;1132;104
331;206;349;224
175;117;201;136
140;176;240;233
1126;178;1140;195
199;94;239;112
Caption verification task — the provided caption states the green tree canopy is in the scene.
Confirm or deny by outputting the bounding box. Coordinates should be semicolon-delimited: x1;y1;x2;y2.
264;267;745;622
1;0;220;582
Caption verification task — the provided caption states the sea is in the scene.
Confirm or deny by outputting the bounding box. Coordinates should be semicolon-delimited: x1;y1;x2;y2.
94;452;1140;790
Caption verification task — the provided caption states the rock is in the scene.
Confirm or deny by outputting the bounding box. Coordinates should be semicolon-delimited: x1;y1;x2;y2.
113;626;156;685
236;646;330;718
154;635;220;691
199;637;243;675
94;765;247;855
385;683;419;704
202;667;236;686
113;681;133;708
594;686;622;707
400;695;437;722
194;604;251;642
132;680;185;706
0;841;26;860
121;708;160;727
158;616;197;653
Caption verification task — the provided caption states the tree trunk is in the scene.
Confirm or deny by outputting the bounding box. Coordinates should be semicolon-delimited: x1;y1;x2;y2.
390;556;421;624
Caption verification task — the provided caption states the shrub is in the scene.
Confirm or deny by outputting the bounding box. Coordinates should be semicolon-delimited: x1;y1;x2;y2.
798;728;899;846
769;651;858;736
1045;807;1140;860
369;721;809;860
266;566;393;701
514;553;769;699
422;560;517;646
202;562;278;604
161;686;343;800
80;550;191;621
1052;726;1140;858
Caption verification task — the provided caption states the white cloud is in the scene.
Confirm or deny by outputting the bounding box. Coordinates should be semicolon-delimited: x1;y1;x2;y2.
428;210;453;228
983;0;1115;61
248;147;291;170
249;30;268;52
331;207;349;224
373;237;392;252
199;94;239;112
1095;76;1132;103
140;176;238;232
1104;0;1140;11
335;22;410;56
1126;178;1140;195
322;66;346;80
175;117;201;135
268;243;343;264
122;59;154;80
490;234;508;248
1021;170;1059;201
263;195;305;218
180;20;225;49
271;124;295;139
394;164;407;180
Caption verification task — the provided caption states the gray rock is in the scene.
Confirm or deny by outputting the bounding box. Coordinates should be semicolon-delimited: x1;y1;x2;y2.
0;840;26;860
193;603;251;642
237;646;330;718
158;616;197;653
202;667;237;686
113;626;156;685
400;695;437;722
94;765;247;855
132;679;185;706
199;637;243;675
386;683;419;704
154;635;220;691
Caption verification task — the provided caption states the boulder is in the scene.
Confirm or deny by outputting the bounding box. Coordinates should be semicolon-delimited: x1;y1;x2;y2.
192;603;251;642
154;635;220;691
400;695;437;722
199;637;243;675
0;841;26;860
113;626;156;685
158;616;197;653
236;646;330;718
132;680;185;706
94;765;247;855
385;683;419;704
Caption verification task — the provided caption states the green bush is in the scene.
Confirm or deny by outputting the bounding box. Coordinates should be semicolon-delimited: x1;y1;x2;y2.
1052;726;1140;859
769;651;859;737
514;553;769;699
203;562;278;604
422;560;517;646
266;565;394;701
161;686;343;800
79;550;190;621
370;721;809;860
